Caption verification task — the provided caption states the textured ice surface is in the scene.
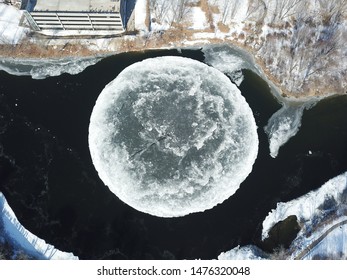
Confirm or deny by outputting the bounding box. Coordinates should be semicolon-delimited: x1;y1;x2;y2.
89;56;258;217
264;105;305;158
203;45;256;86
0;57;101;79
265;100;317;158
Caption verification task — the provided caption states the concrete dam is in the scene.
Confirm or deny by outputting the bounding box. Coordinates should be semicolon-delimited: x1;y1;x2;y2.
21;0;131;35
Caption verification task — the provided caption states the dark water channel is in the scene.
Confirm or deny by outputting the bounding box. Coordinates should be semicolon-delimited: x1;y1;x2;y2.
0;49;346;259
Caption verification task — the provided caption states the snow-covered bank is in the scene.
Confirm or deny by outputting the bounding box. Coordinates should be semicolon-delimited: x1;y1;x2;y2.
1;0;346;98
0;56;102;79
262;171;347;259
218;172;347;260
303;221;347;260
0;192;78;260
262;172;347;240
218;245;266;260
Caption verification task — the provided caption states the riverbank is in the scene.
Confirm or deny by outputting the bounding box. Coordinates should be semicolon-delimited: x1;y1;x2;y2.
219;171;347;260
1;32;345;99
0;192;78;259
1;1;346;100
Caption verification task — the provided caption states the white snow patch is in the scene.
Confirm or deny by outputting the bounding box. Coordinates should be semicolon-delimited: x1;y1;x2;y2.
218;245;266;260
0;192;78;260
303;222;347;260
150;21;169;32
182;39;211;46
135;0;148;32
0;3;29;44
193;32;217;39
190;7;208;30
212;0;248;25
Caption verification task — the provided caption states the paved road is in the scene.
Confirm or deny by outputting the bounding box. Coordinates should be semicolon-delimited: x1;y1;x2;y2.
295;219;347;260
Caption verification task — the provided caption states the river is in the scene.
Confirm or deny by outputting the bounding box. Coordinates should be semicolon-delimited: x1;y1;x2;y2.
0;48;346;259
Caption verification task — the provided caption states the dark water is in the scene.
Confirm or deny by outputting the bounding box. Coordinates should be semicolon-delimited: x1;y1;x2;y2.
0;49;346;259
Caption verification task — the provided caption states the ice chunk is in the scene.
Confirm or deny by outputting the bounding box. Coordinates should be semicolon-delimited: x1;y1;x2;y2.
89;56;258;217
0;57;101;79
264;104;304;158
203;45;255;86
264;100;317;158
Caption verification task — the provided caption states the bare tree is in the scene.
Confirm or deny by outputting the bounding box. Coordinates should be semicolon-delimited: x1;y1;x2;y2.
245;0;267;22
271;0;302;23
220;0;241;24
150;0;171;23
318;0;347;18
150;0;191;26
169;0;191;25
302;9;342;82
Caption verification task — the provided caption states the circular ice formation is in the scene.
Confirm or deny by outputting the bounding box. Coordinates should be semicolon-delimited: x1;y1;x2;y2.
89;56;258;217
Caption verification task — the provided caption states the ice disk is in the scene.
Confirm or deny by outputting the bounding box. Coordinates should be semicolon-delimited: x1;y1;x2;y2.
88;56;258;217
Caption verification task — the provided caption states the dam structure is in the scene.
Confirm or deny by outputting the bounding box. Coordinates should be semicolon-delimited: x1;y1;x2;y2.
21;0;128;35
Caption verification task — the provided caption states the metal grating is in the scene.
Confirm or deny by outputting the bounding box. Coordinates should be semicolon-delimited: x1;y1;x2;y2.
29;11;124;32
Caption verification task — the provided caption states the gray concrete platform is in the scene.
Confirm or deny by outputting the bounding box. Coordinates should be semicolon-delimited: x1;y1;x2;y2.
34;0;121;12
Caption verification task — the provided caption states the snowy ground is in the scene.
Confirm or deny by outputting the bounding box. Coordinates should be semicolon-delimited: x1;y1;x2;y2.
0;192;78;260
303;222;347;260
0;3;29;44
262;172;347;240
218;245;266;260
262;171;347;260
135;0;148;32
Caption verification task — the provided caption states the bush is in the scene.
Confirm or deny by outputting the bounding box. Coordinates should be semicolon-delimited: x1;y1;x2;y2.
318;195;337;211
270;245;289;260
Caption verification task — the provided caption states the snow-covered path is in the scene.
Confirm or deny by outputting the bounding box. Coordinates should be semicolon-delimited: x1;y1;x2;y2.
298;219;347;260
